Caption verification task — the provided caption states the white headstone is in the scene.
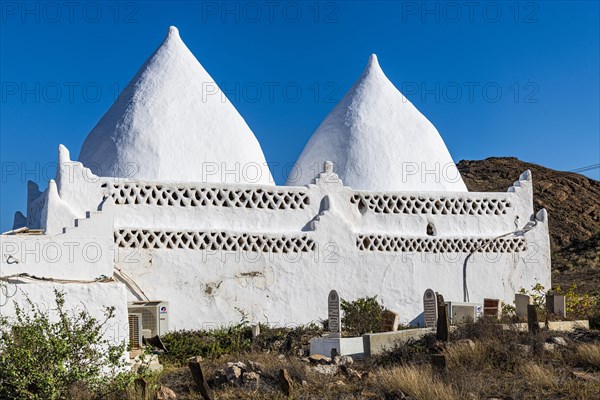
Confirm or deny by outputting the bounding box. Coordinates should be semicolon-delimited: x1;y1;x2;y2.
546;294;566;319
328;290;341;337
515;294;531;318
251;324;260;339
423;289;438;328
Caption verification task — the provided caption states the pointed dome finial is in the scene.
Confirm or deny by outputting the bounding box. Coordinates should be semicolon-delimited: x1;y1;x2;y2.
362;53;383;78
368;53;378;66
168;26;179;37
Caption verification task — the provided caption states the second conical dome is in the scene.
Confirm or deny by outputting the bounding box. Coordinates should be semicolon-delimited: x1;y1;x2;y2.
79;26;273;185
287;55;467;192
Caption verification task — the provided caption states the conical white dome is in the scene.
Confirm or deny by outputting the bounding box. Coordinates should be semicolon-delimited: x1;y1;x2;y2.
287;55;467;192
79;26;273;185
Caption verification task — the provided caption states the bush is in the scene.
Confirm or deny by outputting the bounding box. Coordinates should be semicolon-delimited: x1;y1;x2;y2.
0;290;131;400
553;284;600;323
341;296;384;336
251;323;322;355
160;323;323;365
372;336;433;367
160;324;253;365
589;293;600;329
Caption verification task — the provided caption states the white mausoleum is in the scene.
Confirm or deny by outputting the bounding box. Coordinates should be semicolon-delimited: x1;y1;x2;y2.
1;27;550;339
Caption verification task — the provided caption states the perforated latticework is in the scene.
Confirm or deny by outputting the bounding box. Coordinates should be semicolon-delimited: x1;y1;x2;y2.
103;183;310;210
356;235;526;253
115;229;315;253
351;194;511;215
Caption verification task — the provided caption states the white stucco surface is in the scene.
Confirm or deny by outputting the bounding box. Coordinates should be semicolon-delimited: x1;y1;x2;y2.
78;26;273;185
6;145;551;330
11;146;548;330
4;27;551;333
0;281;129;349
1;196;114;280
288;55;467;192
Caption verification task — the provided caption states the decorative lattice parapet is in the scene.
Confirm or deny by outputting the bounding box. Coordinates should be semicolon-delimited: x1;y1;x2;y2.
114;229;315;253
350;193;512;215
356;234;527;253
35;149;538;242
102;182;310;210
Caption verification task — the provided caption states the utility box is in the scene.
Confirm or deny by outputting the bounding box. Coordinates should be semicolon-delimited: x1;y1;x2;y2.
127;301;169;338
445;302;483;324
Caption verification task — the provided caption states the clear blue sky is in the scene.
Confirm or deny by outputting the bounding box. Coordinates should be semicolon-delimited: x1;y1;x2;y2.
1;1;599;231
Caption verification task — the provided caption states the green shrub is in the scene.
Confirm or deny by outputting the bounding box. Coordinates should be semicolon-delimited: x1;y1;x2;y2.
0;290;131;400
341;296;384;336
373;336;433;367
251;323;322;355
160;324;253;365
589;292;600;329
160;323;322;365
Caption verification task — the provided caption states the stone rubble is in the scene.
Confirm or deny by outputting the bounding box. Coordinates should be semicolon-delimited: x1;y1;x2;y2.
130;354;163;374
155;385;177;400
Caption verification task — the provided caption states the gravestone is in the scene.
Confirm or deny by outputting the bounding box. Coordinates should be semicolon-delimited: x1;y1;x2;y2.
278;368;293;397
527;304;540;334
381;310;400;332
188;356;213;400
436;292;445;306
546;294;566;319
436;303;450;341
515;294;531;318
251;324;260;339
423;289;438;328
328;290;341;338
483;298;501;319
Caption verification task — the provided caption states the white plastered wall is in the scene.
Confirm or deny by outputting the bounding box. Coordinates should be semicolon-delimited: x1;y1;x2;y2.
0;281;129;350
14;147;551;329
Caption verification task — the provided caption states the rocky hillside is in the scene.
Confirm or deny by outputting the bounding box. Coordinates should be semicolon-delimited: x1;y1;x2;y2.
458;157;600;293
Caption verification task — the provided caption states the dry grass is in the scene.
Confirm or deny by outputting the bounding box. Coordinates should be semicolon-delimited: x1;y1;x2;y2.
574;343;600;369
444;340;487;368
123;321;600;400
518;363;558;390
372;365;460;400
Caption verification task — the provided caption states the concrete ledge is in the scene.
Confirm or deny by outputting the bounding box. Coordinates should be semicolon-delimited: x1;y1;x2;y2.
547;320;589;331
504;320;590;332
310;337;364;359
363;328;434;357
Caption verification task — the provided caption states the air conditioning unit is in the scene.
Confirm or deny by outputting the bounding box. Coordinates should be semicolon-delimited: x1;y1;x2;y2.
128;313;143;349
445;302;483;324
127;301;169;338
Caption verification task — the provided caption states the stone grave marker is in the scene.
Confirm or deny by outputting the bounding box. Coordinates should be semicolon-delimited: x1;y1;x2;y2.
251;324;260;339
436;292;445;306
515;294;531;318
527;304;540;334
546;294;566;319
483;298;501;319
381;310;400;332
423;289;438;328
436;303;450;341
328;290;341;337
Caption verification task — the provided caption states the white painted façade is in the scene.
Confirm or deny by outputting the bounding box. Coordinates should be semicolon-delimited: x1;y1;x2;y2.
0;27;550;346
